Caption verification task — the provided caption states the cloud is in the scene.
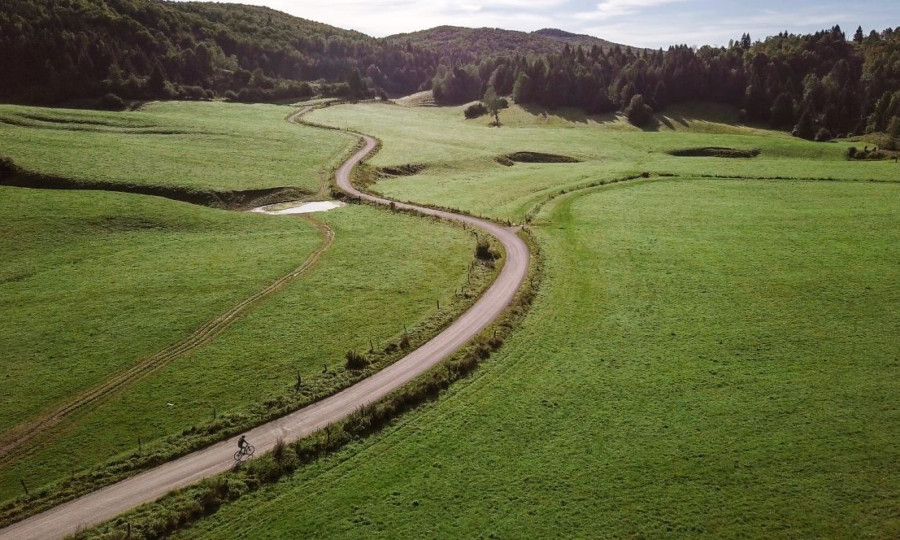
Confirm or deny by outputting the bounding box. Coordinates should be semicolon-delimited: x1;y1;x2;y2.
167;0;895;47
579;0;688;21
169;0;565;36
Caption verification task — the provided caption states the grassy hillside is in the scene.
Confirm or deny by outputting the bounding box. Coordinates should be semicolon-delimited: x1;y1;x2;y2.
307;101;897;221
179;178;900;538
0;101;350;193
0;0;436;103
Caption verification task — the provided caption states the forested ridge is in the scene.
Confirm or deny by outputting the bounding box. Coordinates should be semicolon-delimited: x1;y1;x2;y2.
1;0;898;139
435;26;900;140
385;26;631;61
0;0;439;103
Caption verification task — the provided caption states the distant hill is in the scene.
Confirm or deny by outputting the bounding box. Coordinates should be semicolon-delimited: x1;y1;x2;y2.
386;25;637;61
0;0;438;104
533;28;639;52
2;1;898;143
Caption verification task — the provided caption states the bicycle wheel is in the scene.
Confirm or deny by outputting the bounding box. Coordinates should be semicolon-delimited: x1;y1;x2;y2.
234;450;244;461
245;444;255;457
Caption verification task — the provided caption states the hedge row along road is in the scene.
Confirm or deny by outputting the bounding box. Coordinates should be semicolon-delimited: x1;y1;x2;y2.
0;108;530;540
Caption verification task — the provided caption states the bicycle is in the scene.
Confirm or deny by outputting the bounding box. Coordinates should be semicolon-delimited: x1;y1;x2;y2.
234;443;255;463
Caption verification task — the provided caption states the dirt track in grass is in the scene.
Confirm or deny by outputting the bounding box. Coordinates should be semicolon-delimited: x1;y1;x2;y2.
0;107;530;540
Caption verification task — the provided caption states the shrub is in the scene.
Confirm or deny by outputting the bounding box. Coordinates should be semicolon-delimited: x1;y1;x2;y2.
345;350;368;370
497;97;509;109
272;437;285;462
464;102;488;119
846;146;857;159
475;238;498;261
625;94;653;127
223;90;238;102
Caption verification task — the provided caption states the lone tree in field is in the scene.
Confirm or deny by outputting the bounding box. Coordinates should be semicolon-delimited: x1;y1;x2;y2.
483;86;503;127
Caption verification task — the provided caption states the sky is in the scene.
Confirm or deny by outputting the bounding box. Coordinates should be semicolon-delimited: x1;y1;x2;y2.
173;0;900;49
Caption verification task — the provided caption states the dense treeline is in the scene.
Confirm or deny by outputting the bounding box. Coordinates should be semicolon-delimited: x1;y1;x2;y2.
2;1;898;140
385;26;627;64
0;0;438;104
434;26;900;140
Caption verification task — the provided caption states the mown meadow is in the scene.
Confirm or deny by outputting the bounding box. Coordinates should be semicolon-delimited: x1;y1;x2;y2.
0;101;350;193
308;101;897;221
168;102;900;538
181;177;900;538
0;103;485;508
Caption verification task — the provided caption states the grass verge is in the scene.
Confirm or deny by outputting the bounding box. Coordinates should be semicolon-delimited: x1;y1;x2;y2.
76;227;540;540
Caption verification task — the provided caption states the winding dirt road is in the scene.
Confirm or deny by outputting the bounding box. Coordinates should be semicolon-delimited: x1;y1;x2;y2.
0;114;529;540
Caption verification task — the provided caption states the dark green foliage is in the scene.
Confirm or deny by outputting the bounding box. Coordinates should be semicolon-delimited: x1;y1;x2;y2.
96;93;126;111
345;350;368;370
0;0;437;104
483;86;503;125
431;25;900;140
815;127;833;141
433;66;482;105
625;94;653;126
3;0;900;138
846;146;890;160
793;109;817;140
770;92;794;127
387;26;630;60
464;102;488;119
475;238;499;261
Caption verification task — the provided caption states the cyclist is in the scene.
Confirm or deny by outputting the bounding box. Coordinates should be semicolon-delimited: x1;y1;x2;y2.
237;435;248;453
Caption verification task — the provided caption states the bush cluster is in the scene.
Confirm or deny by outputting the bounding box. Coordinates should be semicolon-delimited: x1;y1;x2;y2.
475;237;499;261
464;102;488;119
344;350;368;370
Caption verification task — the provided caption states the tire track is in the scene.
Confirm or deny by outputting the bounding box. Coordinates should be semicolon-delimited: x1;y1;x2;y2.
0;105;529;540
0;216;333;461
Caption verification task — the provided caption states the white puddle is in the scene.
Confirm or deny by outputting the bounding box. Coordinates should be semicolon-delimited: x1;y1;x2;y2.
252;200;347;215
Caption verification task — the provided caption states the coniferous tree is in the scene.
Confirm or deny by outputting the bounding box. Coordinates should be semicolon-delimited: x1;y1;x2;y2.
770;92;795;127
793;108;816;140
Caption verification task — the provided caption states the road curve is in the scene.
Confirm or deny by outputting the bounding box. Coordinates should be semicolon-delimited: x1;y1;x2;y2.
0;115;529;540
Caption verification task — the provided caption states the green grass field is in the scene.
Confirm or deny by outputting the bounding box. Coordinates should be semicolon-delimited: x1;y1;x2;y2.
0;101;351;192
307;102;898;221
180;177;900;538
0;189;478;502
6;98;898;536
0;186;322;435
0;100;488;505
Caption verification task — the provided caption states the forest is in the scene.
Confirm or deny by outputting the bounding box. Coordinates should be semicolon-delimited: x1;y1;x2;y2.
433;27;900;140
1;0;899;139
0;0;438;103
